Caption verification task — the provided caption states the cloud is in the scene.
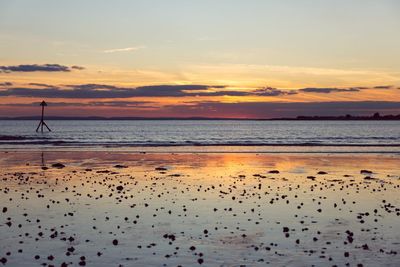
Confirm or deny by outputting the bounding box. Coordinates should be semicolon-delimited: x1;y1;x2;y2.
164;101;400;118
1;82;396;99
185;87;297;97
131;85;226;97
0;83;299;98
84;101;154;108
297;85;398;93
64;83;120;90
252;87;297;96
0;101;153;108
103;46;145;53
298;87;361;93
373;85;392;89
1;100;399;118
0;82;12;86
28;83;56;88
71;65;85;70
0;64;84;73
0;84;228;98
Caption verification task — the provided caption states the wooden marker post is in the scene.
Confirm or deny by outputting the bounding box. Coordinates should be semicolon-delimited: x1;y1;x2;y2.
36;101;51;132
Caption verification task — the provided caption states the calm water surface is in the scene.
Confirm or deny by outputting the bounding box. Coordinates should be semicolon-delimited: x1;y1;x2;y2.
0;120;399;152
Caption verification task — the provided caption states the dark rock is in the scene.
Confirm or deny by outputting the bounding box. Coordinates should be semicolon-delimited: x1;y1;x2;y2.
114;165;128;169
51;163;65;169
96;170;110;173
362;244;369;250
116;185;124;191
360;170;373;174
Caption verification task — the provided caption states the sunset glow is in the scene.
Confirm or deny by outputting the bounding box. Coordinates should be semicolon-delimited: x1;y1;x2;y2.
1;0;399;118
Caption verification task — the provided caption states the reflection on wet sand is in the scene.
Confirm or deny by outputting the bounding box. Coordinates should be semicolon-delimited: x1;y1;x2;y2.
0;152;399;266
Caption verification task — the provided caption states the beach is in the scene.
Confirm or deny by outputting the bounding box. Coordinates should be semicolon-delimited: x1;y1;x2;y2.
1;151;399;266
2;1;400;266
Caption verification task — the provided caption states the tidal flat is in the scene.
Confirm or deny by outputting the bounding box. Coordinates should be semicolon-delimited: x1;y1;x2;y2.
0;152;399;266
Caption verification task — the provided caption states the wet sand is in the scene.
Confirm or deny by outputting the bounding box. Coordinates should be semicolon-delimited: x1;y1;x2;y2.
0;151;399;266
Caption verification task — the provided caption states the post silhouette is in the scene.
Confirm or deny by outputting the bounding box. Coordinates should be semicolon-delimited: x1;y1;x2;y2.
36;101;51;132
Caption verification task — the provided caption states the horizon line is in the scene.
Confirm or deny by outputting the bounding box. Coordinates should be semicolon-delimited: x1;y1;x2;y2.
1;113;399;121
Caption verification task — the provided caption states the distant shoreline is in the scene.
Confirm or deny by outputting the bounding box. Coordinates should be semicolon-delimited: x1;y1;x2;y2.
0;114;399;121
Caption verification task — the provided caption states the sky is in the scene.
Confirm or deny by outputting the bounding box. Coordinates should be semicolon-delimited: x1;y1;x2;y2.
0;0;399;118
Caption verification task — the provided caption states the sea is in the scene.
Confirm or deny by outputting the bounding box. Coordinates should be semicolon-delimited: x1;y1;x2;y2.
0;120;399;153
